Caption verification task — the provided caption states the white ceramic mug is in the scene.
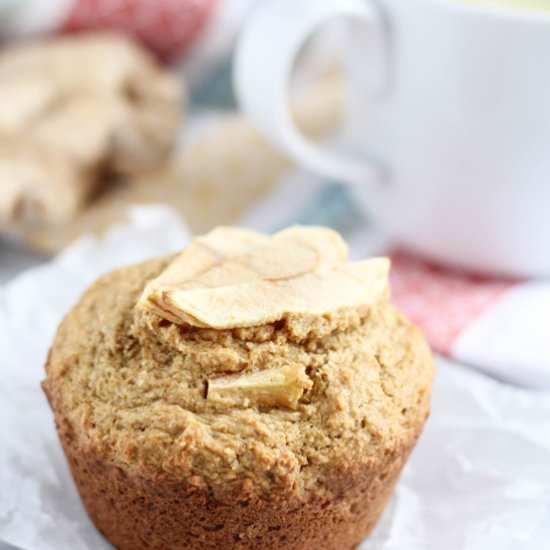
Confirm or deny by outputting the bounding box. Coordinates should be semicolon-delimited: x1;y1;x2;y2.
234;0;550;277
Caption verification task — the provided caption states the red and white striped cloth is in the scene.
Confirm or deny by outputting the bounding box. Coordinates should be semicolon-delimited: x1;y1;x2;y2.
0;0;216;59
390;250;550;388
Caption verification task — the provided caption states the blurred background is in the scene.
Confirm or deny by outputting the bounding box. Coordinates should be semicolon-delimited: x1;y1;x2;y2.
1;1;550;549
0;0;350;279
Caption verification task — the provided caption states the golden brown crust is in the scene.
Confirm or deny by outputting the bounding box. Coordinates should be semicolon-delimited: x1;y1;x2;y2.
52;404;425;550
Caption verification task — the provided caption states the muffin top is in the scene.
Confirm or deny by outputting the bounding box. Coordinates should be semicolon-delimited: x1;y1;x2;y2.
44;226;433;498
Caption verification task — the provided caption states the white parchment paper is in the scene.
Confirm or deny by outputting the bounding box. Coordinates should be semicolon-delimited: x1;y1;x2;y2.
1;206;549;550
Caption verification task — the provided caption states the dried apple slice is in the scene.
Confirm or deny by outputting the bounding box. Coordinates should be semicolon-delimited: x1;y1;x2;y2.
206;364;312;410
138;225;390;329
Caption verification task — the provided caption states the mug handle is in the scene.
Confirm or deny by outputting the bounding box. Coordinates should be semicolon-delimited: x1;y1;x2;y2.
234;0;385;187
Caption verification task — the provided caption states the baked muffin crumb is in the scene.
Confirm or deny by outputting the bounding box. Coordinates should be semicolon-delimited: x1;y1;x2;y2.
43;226;433;550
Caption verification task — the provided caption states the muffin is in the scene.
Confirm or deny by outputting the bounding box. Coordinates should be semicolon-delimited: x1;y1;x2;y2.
43;226;434;550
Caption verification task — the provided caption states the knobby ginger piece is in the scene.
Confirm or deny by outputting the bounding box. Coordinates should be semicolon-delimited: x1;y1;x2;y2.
19;71;342;252
138;226;390;329
0;32;183;229
0;139;94;227
206;365;313;410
